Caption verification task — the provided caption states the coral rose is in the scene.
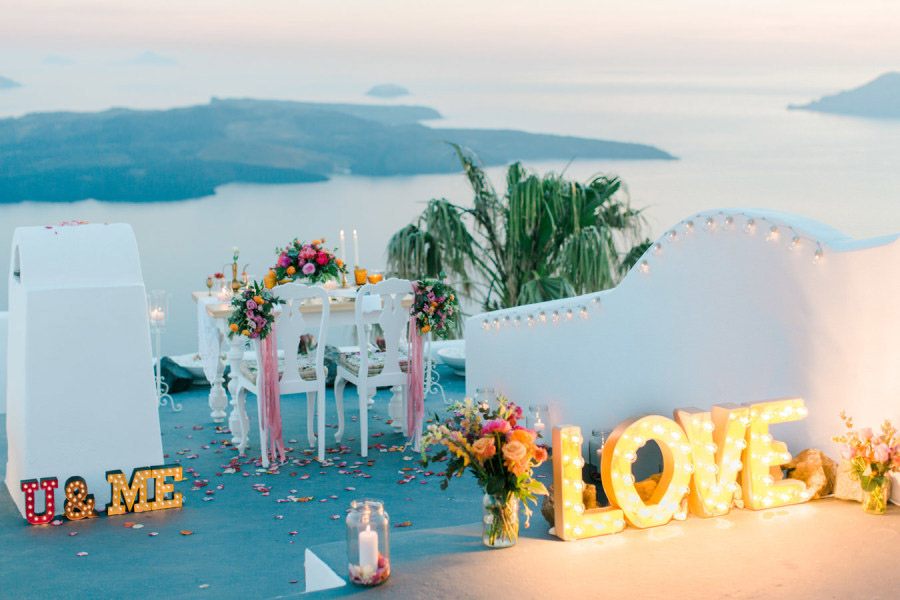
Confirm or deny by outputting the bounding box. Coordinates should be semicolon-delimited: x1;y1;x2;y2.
229;323;239;332
286;266;296;276
533;446;548;465
502;440;529;476
507;428;536;447
472;437;496;460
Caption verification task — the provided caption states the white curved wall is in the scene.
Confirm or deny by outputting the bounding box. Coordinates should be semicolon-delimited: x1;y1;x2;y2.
465;209;900;454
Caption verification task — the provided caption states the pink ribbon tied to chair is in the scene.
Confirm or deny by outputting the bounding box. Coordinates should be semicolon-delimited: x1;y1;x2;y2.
258;330;286;464
406;317;425;446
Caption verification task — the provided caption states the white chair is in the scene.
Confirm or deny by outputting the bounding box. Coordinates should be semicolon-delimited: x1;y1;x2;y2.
334;278;413;457
235;283;330;464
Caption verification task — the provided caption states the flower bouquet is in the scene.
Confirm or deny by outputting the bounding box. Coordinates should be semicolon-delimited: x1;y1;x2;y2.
410;278;459;338
227;281;284;340
265;238;346;288
833;411;900;514
422;396;548;548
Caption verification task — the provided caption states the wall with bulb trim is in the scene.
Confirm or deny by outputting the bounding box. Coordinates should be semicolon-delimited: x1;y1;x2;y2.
4;223;163;517
465;209;900;454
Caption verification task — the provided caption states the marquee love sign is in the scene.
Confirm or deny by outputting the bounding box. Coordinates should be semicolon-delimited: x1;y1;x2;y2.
552;398;812;540
20;465;183;526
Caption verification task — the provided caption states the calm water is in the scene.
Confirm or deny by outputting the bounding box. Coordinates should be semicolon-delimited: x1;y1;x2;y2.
2;77;899;354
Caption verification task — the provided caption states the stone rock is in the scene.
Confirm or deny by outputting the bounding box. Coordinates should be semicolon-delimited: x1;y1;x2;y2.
635;473;662;502
784;449;836;499
541;483;600;526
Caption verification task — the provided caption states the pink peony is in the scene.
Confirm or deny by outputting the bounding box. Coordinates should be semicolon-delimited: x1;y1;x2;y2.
302;262;316;275
316;252;329;265
482;419;511;436
874;443;890;464
246;300;257;310
277;253;291;267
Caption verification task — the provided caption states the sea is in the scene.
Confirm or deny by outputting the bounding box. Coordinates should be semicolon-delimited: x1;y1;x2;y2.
2;70;899;354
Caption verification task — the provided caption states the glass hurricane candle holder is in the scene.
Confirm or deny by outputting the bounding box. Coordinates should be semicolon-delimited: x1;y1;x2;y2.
346;499;390;586
147;289;169;330
474;388;496;411
367;271;384;284
354;267;368;286
528;404;549;434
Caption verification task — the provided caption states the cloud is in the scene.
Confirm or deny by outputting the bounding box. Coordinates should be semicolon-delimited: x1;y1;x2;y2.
43;54;76;66
124;51;177;66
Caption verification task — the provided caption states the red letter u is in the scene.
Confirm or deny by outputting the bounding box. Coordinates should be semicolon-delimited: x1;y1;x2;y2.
20;478;58;525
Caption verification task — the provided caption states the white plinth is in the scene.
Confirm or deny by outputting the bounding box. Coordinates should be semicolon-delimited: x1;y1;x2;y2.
0;312;7;415
4;223;163;516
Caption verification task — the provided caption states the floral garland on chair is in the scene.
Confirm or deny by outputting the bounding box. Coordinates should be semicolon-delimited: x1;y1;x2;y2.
410;278;459;338
265;238;346;288
227;281;284;340
227;281;287;464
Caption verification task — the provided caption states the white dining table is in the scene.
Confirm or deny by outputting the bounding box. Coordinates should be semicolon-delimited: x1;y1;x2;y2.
191;288;413;447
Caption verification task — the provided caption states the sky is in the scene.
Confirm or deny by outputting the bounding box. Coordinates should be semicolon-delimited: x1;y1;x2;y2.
1;0;899;87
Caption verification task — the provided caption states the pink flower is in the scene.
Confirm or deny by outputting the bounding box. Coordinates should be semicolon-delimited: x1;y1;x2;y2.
300;247;316;260
482;419;511;435
302;262;316;275
316;252;328;265
860;428;873;441
874;443;890;464
246;300;258;310
277;253;291;268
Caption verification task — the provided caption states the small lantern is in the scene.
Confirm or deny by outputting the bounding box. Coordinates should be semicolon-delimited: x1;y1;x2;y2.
528;404;549;434
147;289;168;330
345;499;390;586
475;388;496;411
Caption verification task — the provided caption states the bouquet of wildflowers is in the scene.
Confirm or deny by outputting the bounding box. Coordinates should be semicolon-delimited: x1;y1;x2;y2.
422;396;548;545
410;278;459;338
265;238;346;288
227;281;284;340
833;411;900;513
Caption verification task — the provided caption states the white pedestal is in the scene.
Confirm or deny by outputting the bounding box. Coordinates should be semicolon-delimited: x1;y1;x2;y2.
0;312;7;415
4;223;163;516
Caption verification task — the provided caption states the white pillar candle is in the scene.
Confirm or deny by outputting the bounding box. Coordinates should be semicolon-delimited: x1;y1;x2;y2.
339;229;347;265
352;229;360;267
358;526;378;570
534;417;546;432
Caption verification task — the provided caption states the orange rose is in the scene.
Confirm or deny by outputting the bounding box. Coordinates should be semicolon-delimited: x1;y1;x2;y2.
502;440;529;476
421;324;431;334
472;437;496;460
241;329;250;337
507;428;536;447
229;323;239;333
336;258;344;267
264;270;277;289
286;266;296;276
253;295;265;305
533;446;548;465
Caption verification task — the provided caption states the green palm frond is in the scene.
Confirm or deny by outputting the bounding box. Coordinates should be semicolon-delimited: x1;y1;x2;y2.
387;148;649;311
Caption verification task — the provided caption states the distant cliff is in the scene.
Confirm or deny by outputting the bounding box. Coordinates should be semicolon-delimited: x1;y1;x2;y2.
366;84;410;98
0;97;674;202
789;72;900;118
0;76;21;90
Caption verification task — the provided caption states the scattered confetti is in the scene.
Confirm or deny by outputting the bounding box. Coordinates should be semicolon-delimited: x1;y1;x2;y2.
198;584;210;589
330;515;341;520
395;521;412;528
131;523;144;529
75;551;89;557
68;531;78;537
180;530;194;536
148;532;159;537
123;522;135;528
50;519;63;526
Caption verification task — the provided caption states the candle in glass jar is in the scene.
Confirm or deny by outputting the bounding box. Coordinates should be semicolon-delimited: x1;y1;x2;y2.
358;526;378;571
352;229;360;267
533;417;545;432
149;308;165;323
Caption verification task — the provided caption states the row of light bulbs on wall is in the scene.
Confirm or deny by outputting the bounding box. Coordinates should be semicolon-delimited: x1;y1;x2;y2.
478;210;826;333
636;210;826;275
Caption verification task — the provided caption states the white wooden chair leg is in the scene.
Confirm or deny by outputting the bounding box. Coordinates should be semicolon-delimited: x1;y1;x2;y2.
334;374;346;443
317;380;326;462
236;387;250;456
358;383;369;458
306;391;317;448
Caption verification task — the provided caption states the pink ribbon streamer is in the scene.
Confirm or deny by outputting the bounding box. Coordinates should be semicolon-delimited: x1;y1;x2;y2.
406;317;425;443
258;330;286;464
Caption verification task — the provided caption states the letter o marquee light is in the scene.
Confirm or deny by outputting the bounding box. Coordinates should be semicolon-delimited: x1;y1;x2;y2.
601;415;693;528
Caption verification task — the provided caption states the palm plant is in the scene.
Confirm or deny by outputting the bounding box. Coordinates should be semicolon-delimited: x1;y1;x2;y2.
387;146;650;311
